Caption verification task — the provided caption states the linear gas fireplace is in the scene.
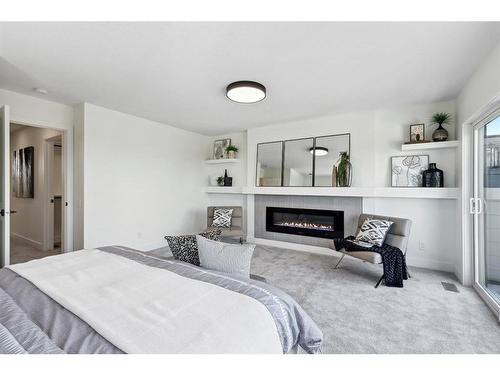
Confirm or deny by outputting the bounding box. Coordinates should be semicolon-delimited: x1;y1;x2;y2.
266;207;344;239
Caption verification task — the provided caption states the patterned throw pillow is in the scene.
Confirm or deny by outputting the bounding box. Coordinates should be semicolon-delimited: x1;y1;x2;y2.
164;229;221;266
355;218;393;247
196;235;255;278
212;208;234;228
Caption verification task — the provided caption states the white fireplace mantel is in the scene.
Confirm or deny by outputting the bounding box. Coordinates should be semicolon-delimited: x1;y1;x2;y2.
204;186;459;200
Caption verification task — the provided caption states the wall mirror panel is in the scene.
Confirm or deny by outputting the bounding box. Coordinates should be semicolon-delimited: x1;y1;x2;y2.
256;142;283;187
283;138;314;186
255;133;350;187
314;134;351;186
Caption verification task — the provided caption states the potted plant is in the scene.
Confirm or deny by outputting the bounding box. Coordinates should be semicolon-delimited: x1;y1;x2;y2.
336;151;352;187
225;145;239;159
431;112;451;142
216;176;224;186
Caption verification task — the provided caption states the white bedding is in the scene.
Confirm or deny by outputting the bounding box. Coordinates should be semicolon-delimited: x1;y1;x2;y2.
8;249;282;354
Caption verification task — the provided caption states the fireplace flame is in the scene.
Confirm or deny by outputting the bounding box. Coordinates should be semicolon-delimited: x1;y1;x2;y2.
275;221;334;231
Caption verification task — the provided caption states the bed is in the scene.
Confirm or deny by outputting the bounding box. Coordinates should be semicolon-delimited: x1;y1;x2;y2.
0;246;323;354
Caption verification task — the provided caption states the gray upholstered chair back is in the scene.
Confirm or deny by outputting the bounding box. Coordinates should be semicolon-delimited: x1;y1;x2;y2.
356;214;412;254
207;206;243;228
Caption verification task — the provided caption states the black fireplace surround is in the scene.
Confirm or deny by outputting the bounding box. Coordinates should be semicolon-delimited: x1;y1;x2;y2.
266;207;344;239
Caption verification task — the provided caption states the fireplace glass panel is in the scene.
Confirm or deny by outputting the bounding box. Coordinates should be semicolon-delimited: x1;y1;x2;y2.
266;207;344;239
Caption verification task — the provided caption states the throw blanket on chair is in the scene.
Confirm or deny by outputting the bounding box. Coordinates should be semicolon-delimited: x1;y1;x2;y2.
333;236;408;287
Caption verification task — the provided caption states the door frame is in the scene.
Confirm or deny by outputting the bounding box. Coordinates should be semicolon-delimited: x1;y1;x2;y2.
43;134;64;251
0;106;10;267
471;102;500;318
9;120;74;257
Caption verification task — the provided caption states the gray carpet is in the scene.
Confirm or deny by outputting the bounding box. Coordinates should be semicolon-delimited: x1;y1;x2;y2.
10;236;61;265
148;244;500;354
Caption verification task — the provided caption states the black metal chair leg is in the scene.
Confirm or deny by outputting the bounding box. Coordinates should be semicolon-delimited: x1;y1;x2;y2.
374;274;384;288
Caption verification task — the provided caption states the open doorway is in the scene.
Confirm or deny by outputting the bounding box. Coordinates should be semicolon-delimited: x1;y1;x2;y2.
10;123;65;264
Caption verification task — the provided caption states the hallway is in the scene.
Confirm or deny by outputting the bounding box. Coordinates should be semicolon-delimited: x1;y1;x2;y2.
10;236;60;265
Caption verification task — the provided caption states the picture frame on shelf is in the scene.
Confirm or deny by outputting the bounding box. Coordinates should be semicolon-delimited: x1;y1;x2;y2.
409;123;425;143
391;154;429;187
213;138;231;160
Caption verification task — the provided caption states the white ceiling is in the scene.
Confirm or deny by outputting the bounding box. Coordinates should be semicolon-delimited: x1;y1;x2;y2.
0;22;499;135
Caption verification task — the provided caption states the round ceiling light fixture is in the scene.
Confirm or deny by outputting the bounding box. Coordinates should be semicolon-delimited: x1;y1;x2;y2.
226;81;266;103
309;147;329;156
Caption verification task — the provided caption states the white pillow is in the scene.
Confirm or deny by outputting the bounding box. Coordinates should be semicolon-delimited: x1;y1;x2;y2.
355;218;393;247
196;235;255;278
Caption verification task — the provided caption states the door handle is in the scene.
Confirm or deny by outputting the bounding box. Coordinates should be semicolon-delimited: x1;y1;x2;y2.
0;209;16;216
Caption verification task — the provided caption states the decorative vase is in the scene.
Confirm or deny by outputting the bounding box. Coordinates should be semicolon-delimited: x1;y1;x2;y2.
335;152;352;187
432;124;448;142
227;150;237;159
422;163;444;187
331;165;337;187
223;169;233;186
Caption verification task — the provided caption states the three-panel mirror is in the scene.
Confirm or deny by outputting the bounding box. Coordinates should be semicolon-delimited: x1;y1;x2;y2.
256;134;350;187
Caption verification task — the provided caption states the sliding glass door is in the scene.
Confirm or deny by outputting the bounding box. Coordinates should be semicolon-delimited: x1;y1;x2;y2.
473;109;500;312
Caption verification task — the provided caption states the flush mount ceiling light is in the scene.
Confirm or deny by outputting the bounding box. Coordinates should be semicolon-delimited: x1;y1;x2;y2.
226;81;266;103
309;147;329;156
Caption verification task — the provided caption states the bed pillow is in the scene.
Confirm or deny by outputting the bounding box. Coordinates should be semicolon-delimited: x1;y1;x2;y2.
165;229;221;266
196;235;255;278
212;208;234;228
355;218;393;247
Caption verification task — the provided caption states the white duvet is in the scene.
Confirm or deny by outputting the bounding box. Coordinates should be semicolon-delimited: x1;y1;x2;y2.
8;249;282;354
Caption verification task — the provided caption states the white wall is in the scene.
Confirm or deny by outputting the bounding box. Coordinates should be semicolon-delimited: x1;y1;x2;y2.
456;42;500;285
76;103;209;251
241;100;458;272
10;126;62;249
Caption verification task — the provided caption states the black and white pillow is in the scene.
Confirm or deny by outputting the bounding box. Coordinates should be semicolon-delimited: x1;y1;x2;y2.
212;208;233;228
355;218;393;247
165;229;222;266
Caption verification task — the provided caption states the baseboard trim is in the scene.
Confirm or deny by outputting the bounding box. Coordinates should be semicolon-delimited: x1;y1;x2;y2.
405;256;454;273
11;233;43;251
248;237;335;257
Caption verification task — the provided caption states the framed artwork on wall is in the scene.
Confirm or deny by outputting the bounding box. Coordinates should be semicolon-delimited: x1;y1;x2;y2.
409;124;425;143
213;138;231;160
391;155;429;187
12;146;35;198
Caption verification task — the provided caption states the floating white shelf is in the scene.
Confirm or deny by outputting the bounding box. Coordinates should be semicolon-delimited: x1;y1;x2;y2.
401;140;460;151
204;186;459;199
204;159;240;164
205;186;243;194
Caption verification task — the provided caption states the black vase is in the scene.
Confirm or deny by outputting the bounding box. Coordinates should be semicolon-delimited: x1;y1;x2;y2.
422;163;444;187
223;169;233;187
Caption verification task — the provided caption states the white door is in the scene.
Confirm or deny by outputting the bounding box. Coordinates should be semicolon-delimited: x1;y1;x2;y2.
0;106;10;267
473;107;500;315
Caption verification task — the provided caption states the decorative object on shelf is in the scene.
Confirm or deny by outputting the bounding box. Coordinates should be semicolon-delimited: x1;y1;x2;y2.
213;138;231;160
216;176;224;186
223;169;233;186
409;124;425;143
391;155;429;187
225;145;239;159
12;146;34;198
331;165;337;187
431;112;451;142
335;151;352;187
422;163;444;187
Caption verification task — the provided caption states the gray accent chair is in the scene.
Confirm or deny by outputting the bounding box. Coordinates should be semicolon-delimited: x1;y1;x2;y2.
329;213;412;287
206;206;246;243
